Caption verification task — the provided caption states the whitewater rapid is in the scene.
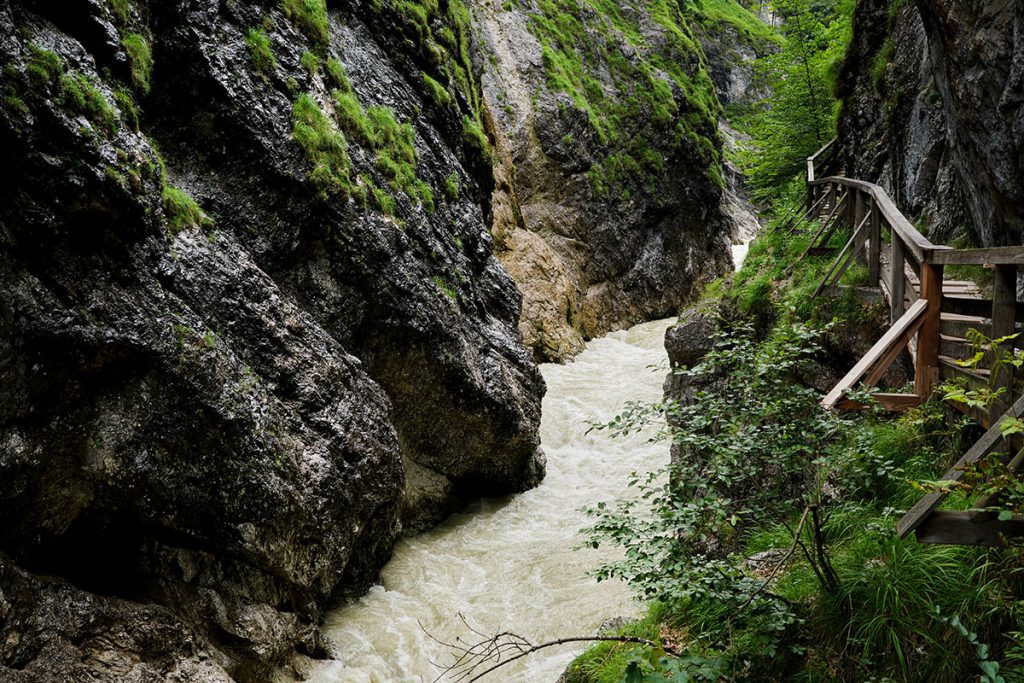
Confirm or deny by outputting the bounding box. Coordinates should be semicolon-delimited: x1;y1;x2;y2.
309;317;676;682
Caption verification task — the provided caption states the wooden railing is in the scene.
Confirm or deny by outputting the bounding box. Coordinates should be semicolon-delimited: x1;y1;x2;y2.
803;139;1024;545
805;141;1022;416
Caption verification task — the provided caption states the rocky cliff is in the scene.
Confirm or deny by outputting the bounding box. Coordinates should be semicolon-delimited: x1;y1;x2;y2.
838;0;1024;247
0;0;744;679
0;0;545;679
476;0;735;362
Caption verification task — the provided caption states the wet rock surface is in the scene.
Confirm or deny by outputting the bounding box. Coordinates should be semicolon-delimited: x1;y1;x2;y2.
0;0;544;678
838;0;1024;247
475;0;734;362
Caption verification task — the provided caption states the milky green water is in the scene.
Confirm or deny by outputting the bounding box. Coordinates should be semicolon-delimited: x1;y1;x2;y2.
309;318;675;682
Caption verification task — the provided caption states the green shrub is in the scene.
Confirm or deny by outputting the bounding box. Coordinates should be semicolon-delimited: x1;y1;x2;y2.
121;33;152;93
281;0;329;44
244;28;277;75
163;184;212;235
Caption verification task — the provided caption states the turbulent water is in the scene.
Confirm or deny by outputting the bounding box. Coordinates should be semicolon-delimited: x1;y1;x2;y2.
310;318;676;682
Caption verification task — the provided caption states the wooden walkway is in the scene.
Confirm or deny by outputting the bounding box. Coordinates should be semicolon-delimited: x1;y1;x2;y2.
801;139;1024;545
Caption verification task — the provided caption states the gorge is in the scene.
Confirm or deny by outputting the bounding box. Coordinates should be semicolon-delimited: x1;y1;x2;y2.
0;0;748;679
5;0;1023;680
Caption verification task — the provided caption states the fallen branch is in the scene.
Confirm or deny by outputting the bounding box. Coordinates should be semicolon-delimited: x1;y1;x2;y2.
426;616;681;683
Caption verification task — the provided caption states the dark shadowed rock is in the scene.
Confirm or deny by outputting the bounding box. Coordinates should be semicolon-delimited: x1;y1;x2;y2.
838;0;1024;248
665;308;718;370
0;0;543;678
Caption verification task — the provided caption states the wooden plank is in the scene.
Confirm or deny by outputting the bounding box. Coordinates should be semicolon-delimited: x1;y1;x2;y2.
837;393;922;412
946;396;991;429
915;511;1024;545
819;285;884;303
940;314;991;339
869;201;881;284
929;247;1024;266
821;299;928;408
972;442;1024;516
826;214;872;287
990;265;1017;417
798;194;847;262
915;263;944;398
810;176;947;264
897;392;1024;538
806;138;838;184
942;296;1024;319
788;193;831;233
891;232;906;323
862;312;926;387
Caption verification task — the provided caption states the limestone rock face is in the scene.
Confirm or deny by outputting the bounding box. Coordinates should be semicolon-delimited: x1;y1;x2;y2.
475;0;734;362
0;0;544;678
838;0;1024;247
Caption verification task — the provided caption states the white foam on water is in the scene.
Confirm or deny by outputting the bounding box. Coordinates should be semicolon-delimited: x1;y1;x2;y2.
309;317;676;683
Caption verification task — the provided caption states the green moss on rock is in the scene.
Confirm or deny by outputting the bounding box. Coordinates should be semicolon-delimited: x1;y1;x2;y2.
121;33;152;94
281;0;329;45
518;0;726;198
244;28;277;75
163;184;213;235
61;71;119;135
292;92;353;199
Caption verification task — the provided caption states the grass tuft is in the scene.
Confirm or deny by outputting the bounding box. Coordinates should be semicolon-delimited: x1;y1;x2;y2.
61;72;119;134
244;28;277;75
121;33;153;93
163;184;213;235
281;0;329;44
292;92;352;199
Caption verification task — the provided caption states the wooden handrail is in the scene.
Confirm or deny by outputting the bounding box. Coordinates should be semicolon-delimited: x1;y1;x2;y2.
929;246;1024;266
809;176;949;263
806;138;838;183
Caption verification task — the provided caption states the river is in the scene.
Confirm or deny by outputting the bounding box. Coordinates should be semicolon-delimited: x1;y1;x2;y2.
308;317;677;682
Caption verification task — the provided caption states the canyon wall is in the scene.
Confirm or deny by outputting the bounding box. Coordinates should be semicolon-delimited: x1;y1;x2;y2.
0;0;743;679
477;0;735;361
838;0;1024;247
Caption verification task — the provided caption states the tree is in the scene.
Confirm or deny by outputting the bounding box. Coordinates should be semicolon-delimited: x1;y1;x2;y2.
739;0;853;203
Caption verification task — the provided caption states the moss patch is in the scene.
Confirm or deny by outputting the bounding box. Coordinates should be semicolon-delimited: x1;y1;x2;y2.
291;92;353;199
26;44;63;88
163;184;213;235
61;71;119;135
121;33;153;94
245;28;277;75
281;0;329;45
518;0;726;199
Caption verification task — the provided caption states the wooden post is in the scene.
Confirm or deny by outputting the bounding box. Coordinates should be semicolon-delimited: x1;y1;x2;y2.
868;201;881;285
914;261;944;398
990;265;1018;418
891;235;906;324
